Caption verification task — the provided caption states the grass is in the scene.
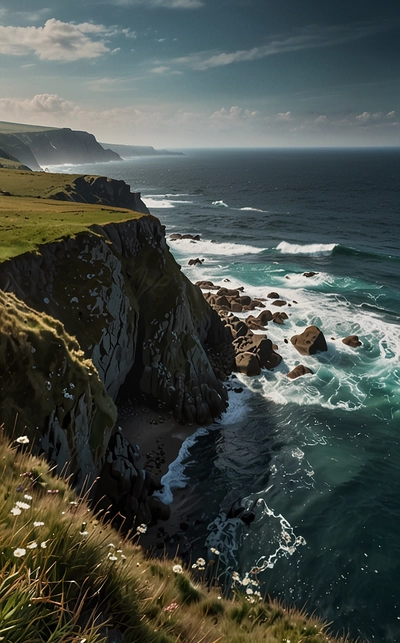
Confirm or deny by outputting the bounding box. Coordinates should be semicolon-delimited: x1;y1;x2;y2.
0;428;361;643
0;121;58;135
0;168;145;262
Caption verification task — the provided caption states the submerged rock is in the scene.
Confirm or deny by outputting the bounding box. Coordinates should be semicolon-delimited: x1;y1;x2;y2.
342;335;362;347
286;364;314;379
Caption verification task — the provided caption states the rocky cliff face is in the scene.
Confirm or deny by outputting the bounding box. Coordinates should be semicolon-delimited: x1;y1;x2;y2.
0;190;228;511
0;128;121;170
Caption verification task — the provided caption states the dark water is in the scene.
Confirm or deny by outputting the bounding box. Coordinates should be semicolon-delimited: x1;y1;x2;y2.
51;148;400;642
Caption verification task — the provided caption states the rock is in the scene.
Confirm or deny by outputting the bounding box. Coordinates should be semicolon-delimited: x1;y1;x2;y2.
195;281;219;290
272;299;286;307
257;310;273;325
235;352;261;377
188;258;204;265
290;326;327;356
342;335;362;347
286;364;314;379
303;272;318;278
267;292;280;299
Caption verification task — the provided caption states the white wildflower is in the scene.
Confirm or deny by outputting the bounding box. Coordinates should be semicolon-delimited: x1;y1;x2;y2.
79;531;89;536
13;548;26;558
27;542;38;549
210;547;220;555
11;507;22;516
241;577;251;586
232;571;241;582
196;557;206;568
136;524;147;534
107;543;115;548
40;542;47;549
172;564;183;574
16;436;29;444
15;501;30;510
246;587;254;595
108;554;118;562
24;494;32;501
33;521;44;527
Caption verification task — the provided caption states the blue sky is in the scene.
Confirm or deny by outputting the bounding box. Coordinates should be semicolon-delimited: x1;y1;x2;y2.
0;0;399;147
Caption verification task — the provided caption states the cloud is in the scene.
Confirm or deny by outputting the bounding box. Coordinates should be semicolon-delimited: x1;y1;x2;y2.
173;21;391;71
0;19;112;61
110;0;204;7
151;66;170;73
276;111;292;122
0;94;78;118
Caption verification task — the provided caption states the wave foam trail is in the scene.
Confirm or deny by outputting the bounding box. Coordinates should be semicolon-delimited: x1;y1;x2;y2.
205;497;306;573
239;207;269;213
277;241;337;255
212;200;229;207
169;236;265;256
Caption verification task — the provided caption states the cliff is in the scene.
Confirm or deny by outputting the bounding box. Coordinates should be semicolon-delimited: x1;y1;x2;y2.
0;170;228;523
0;123;121;170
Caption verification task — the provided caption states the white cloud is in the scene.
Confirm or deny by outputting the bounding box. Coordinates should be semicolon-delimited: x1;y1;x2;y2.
276;111;292;122
173;22;389;71
0;19;112;61
110;0;204;7
151;66;170;73
210;106;259;121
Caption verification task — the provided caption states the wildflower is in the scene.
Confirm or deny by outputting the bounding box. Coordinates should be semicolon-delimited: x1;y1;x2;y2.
33;521;44;527
16;436;29;444
24;494;32;501
40;542;47;549
13;548;26;558
232;571;241;582
79;531;89;536
11;507;22;516
108;554;118;562
246;587;254;595
47;489;59;494
27;542;38;549
107;543;115;548
196;557;206;568
241;577;250;586
164;602;179;612
136;524;147;534
172;564;183;574
121;554;126;560
210;547;220;555
15;501;30;510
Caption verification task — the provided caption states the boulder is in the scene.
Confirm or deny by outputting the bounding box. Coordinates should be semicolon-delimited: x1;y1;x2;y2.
303;271;318;278
188;258;204;265
272;299;286;307
267;292;280;299
290;326;327;356
235;352;261;377
342;335;362;348
286;364;314;379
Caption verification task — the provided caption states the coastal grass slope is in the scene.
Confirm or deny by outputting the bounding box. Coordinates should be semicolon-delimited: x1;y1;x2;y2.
0;168;145;261
0;429;357;643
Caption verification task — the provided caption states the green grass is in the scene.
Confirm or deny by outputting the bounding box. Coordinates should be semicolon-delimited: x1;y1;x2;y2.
0;168;145;262
0;121;58;134
0;429;360;643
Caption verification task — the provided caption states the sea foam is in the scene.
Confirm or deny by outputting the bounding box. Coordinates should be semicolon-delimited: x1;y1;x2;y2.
277;241;337;255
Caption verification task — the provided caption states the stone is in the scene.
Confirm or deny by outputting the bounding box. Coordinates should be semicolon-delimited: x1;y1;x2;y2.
267;292;280;299
286;364;314;379
303;271;318;278
235;352;261;377
272;299;286;307
290;326;327;356
342;335;362;347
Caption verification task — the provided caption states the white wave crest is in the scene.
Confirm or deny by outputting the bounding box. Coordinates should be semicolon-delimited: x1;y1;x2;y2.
169;236;265;256
276;241;337;255
239;207;268;213
212;200;229;207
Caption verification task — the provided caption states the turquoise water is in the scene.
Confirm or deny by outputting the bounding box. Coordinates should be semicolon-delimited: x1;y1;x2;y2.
51;148;400;642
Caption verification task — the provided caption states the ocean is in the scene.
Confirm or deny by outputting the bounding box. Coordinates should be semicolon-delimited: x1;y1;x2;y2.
50;148;400;642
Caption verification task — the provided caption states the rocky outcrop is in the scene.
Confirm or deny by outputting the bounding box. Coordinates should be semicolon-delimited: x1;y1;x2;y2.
0;216;228;426
0;290;116;491
0;133;41;171
291;326;327;356
50;174;150;214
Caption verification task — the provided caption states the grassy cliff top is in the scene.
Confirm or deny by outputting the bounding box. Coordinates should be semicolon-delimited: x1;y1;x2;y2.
0;120;59;134
0;168;145;262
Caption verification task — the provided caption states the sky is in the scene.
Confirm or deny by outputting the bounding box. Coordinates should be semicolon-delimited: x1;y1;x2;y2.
0;0;399;148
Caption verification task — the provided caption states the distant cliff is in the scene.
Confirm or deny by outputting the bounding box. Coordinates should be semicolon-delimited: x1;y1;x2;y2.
0;126;121;170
